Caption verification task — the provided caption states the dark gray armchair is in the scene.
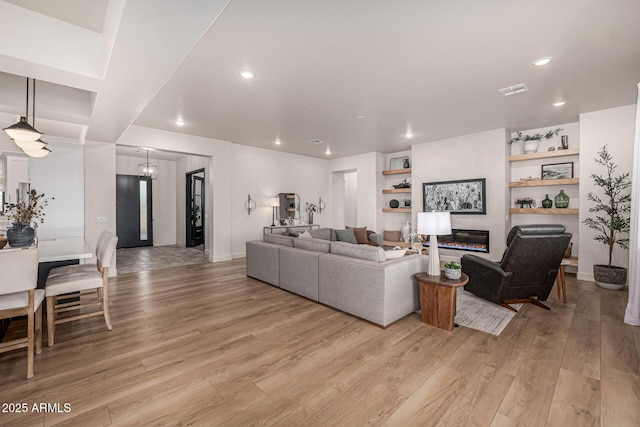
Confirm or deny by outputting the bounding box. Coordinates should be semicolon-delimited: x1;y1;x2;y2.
461;224;571;311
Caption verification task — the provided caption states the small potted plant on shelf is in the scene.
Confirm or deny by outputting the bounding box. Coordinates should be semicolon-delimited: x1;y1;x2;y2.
509;127;562;154
583;145;631;290
408;232;424;251
444;261;462;279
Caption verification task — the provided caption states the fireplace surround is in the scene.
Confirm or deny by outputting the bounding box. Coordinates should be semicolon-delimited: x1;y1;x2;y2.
424;229;489;253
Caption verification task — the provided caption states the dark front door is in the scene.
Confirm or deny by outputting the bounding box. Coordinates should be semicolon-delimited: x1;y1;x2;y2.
116;174;153;248
186;170;205;247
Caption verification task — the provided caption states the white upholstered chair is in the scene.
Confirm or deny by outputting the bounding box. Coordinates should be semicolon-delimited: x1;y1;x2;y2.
45;233;118;346
0;247;43;379
46;230;110;278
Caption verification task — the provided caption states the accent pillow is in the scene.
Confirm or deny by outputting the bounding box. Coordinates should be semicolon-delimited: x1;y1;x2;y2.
335;228;358;244
299;230;312;238
347;226;368;244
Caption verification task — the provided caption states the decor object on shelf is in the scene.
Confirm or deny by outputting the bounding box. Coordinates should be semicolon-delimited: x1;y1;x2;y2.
423;178;486;214
542;194;553;208
392;179;411;189
515;197;535;208
138;149;158;180
4;188;53;247
444;261;462;279
403;158;410;168
245;194;256;215
389;199;400;208
509;127;563;154
401;221;411;242
561;135;569;149
583;145;631;290
383;230;402;242
554;190;569;208
3;78;51;157
404;199;411;207
268;197;280;226
409;232;424;250
418;211;452;276
306;202;317;225
542;162;573;180
390;156;409;170
548;147;556;151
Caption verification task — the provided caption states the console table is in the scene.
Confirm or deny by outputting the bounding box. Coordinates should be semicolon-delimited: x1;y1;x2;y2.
263;224;320;236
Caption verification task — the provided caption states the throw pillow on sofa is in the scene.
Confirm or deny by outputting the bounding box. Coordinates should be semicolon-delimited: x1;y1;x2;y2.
335;228;358;244
346;226;369;244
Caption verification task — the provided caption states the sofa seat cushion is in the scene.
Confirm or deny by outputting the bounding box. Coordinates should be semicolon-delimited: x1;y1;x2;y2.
330;241;386;262
293;237;331;253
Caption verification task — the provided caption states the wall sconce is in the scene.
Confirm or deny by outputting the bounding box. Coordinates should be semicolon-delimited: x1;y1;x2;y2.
245;194;256;215
318;197;326;214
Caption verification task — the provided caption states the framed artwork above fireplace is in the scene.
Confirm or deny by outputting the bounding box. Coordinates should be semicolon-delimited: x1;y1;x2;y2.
423;178;486;214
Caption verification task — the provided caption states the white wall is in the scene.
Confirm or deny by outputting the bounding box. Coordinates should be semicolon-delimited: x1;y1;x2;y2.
344;171;358;226
231;144;331;258
29;142;84;239
578;104;636;281
411;128;509;261
84;142;116;274
115;155;177;246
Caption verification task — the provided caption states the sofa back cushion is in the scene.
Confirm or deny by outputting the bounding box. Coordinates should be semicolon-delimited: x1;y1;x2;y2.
293;237;331;253
309;227;337;241
330;241;386;262
264;233;294;246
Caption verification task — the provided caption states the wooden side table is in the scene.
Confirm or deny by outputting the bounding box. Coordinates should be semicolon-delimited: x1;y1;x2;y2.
417;272;469;331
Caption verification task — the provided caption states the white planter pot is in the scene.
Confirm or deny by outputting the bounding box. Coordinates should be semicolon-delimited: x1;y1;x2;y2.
444;268;461;280
522;140;540;154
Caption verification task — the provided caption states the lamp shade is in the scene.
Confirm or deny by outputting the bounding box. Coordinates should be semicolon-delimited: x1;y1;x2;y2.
3;116;42;142
268;197;280;207
417;211;452;236
23;146;51;158
15;139;45;151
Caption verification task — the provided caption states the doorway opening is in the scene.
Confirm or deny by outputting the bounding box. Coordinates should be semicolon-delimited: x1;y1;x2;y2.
116;174;153;248
331;169;358;229
186;169;205;248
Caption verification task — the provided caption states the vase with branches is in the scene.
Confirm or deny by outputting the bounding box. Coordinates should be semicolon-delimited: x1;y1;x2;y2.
583;145;631;289
4;189;54;247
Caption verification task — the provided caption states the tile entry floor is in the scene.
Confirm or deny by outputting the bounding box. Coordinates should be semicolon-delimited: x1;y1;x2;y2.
116;244;209;275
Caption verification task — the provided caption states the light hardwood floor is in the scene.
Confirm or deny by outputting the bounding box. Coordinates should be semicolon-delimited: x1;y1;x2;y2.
1;259;639;426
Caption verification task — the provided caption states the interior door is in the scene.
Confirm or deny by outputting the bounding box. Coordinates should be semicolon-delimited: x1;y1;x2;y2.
116;174;153;248
186;170;205;247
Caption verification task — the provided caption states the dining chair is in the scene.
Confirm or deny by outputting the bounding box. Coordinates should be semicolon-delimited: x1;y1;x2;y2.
46;230;110;278
0;247;43;379
45;233;118;346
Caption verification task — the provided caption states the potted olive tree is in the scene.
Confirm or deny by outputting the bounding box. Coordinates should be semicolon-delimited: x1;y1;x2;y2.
583;145;631;290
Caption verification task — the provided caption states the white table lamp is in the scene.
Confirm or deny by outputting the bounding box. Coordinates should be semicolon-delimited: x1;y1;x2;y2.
418;211;452;276
268;197;280;227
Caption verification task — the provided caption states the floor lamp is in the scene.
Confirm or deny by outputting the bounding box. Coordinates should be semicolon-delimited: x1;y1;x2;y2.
269;197;280;227
418;211;452;276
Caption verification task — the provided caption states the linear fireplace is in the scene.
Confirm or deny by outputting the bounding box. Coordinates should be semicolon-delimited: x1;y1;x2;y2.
424;228;490;253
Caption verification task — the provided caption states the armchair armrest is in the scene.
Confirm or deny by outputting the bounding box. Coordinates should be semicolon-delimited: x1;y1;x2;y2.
461;254;513;304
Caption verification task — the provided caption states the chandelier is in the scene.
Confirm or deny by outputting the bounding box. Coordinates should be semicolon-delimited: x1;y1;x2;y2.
138;149;158;180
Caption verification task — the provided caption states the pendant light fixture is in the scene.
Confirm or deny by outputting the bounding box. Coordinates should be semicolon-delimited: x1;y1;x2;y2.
138;149;158;180
3;78;51;157
3;78;42;141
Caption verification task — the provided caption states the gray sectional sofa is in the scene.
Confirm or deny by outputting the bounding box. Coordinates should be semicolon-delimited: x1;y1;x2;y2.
245;229;427;327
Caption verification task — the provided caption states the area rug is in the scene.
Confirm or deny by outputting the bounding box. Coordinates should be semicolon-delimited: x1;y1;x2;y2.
454;289;522;336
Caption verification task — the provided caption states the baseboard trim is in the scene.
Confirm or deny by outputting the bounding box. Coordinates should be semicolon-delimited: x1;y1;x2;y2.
232;252;246;259
212;254;232;263
577;272;595;282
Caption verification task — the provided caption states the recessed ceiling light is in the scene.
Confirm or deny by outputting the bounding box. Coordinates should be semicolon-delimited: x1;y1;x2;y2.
405;132;414;139
553;101;566;107
533;57;553;66
275;139;281;145
325;148;331;155
240;71;254;79
175;120;184;126
357;115;365;119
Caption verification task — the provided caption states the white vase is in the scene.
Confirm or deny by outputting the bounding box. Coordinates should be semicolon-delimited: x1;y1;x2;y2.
401;221;411;242
522;140;540;154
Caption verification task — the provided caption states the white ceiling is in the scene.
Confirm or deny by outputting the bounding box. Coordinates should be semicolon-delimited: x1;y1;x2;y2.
0;0;639;159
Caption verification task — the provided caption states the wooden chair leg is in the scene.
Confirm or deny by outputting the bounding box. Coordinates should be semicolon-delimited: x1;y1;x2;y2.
46;295;56;347
500;303;519;313
559;265;567;303
503;298;551;311
103;276;112;330
27;291;34;379
35;304;42;355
